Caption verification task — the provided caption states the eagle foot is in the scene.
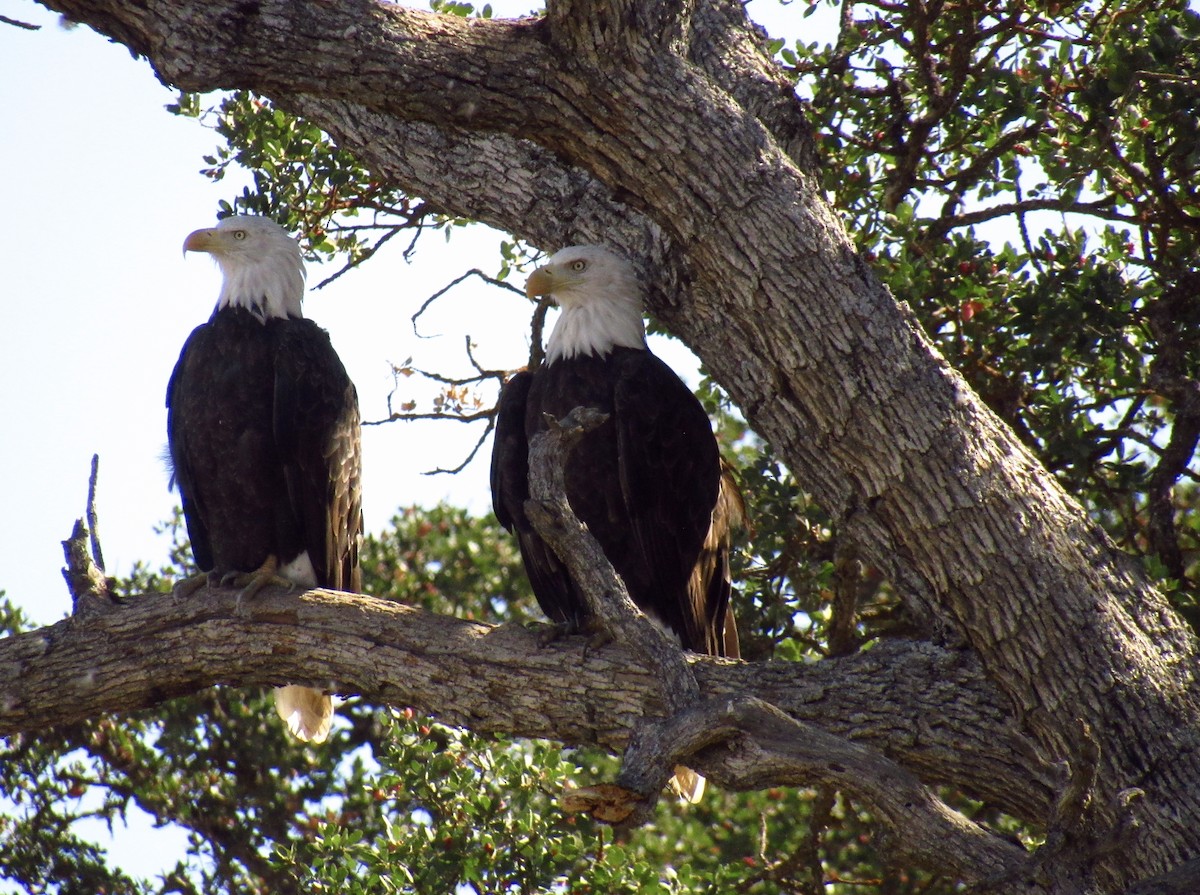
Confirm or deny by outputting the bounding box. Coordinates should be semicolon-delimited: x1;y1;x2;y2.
170;572;213;599
533;619;581;648
532;620;613;659
581;628;614;660
224;556;295;614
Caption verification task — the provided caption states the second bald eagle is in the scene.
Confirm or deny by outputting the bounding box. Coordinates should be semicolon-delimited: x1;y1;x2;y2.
490;245;740;800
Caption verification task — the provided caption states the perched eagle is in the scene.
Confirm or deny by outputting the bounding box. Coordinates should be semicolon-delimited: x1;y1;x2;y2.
167;215;363;744
490;245;741;801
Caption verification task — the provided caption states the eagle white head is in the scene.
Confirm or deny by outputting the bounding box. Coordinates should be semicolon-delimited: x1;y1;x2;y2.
183;215;306;321
526;245;648;364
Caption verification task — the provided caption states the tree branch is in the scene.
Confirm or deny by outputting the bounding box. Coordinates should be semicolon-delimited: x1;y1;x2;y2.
0;587;1053;824
283;95;666;264
625;696;1030;885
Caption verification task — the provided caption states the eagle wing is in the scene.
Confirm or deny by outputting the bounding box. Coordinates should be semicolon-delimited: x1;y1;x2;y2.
613;352;725;654
272;320;363;592
491;370;534;533
166;322;216;573
490;369;581;627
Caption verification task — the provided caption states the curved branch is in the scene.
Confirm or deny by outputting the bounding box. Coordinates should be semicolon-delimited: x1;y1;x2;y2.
0;587;1052;823
629;696;1031;885
284;95;665;262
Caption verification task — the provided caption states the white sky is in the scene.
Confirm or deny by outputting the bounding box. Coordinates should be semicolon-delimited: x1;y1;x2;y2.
0;0;836;882
0;0;829;622
1;5;521;629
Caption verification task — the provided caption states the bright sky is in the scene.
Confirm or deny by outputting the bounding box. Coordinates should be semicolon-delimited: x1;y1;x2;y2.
0;0;833;883
1;4;529;631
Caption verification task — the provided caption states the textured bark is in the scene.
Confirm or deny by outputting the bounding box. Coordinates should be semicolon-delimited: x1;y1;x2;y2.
27;0;1200;889
0;584;1052;825
619;696;1028;882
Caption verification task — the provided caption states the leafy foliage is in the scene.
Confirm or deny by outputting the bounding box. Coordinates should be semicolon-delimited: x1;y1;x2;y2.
776;0;1200;606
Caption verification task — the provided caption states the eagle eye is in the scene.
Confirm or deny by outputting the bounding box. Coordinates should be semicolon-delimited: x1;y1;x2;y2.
232;230;247;240
570;259;587;272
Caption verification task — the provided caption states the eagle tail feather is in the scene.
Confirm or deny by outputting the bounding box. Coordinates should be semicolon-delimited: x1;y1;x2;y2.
274;685;334;743
670;766;706;803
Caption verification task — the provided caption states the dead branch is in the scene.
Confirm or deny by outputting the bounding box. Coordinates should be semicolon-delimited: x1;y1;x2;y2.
411;268;526;339
0;14;40;29
61;459;116;618
61;519;111;617
524;409;702;706
87;453;105;574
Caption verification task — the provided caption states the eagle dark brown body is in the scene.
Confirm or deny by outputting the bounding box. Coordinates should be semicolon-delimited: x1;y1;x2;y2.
168;215;362;743
490;245;741;801
492;346;737;658
167;307;362;593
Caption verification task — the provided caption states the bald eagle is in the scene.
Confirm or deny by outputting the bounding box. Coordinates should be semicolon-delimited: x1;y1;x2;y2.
167;215;363;744
490;245;741;801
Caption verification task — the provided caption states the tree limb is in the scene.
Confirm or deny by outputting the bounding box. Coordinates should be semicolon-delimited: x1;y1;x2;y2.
0;586;1053;824
625;696;1030;885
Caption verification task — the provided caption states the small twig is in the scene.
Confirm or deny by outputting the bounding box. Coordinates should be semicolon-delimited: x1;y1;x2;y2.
87;454;105;574
423;418;496;475
363;346;508;476
463;335;491;377
411;268;527;339
1;14;40;29
311;223;408;290
528;294;554;369
391;358;507;390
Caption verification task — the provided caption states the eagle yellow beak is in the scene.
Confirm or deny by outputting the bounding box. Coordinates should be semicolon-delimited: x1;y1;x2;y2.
182;228;219;255
525;266;555;298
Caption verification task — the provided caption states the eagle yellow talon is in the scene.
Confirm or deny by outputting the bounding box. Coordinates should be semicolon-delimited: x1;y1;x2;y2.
225;555;295;612
170;572;211;599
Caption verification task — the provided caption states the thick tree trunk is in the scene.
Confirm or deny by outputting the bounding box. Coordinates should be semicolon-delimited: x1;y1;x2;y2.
28;0;1200;889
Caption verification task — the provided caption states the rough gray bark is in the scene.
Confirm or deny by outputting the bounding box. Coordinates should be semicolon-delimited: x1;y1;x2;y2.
0;582;1052;829
24;0;1200;889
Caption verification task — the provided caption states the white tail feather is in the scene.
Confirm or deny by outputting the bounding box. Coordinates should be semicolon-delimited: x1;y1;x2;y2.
274;685;333;743
670;766;706;803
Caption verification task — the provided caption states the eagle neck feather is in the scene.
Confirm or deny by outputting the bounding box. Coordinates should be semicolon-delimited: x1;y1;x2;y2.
215;256;305;321
545;298;645;363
